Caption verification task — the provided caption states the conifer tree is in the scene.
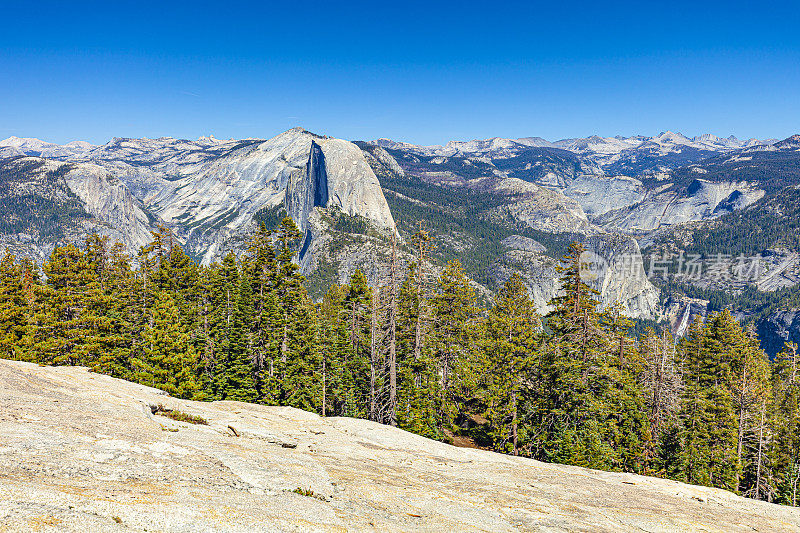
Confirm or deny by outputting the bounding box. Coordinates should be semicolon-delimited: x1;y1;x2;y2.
318;283;353;416
430;260;479;426
396;262;440;438
343;270;372;417
476;273;539;455
0;252;31;360
212;254;257;402
220;267;258;402
673;312;741;491
35;243;114;367
639;327;683;473
537;243;649;472
772;342;800;505
132;290;200;399
283;293;320;411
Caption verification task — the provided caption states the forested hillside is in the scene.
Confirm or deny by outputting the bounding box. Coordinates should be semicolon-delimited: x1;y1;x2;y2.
0;157;89;241
374;169;578;289
1;219;798;507
664;186;800;257
644;184;800;355
670;138;800;193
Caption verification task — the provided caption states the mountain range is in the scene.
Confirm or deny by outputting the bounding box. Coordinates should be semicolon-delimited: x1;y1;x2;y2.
2;129;800;353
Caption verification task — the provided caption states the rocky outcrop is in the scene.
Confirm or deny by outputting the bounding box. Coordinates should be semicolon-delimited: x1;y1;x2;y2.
63;163;156;252
492;178;594;234
63;129;397;264
599;179;764;233
286;140;329;234
492;233;660;318
490;248;561;312
662;295;709;338
2;358;797;532
0;157;158;263
563;174;646;217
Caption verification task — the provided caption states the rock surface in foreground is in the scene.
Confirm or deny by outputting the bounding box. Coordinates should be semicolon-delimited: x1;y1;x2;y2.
0;359;797;532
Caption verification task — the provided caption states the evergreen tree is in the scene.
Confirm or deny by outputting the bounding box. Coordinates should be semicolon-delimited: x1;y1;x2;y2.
475;273;539;455
536;243;649;472
343;270;372;417
131;290;200;399
212;253;257;402
673;312;741;491
35;243;114;367
317;283;353;416
430;260;479;427
396;262;440;439
0;252;32;360
639;327;683;474
772;342;800;505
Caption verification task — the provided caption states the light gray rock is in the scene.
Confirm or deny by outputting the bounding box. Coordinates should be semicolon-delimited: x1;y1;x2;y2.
757;309;800;358
492;233;660;319
63;163;156;251
0;156;160;263
563;174;646;217
71;128;396;264
600;179;764;233
2;359;798;532
491;178;594;234
501;235;546;253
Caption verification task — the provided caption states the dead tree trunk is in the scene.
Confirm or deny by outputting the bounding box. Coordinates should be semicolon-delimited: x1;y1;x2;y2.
369;292;378;421
388;233;398;426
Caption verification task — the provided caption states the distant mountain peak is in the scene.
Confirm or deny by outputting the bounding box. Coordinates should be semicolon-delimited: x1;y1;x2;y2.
774;134;800;151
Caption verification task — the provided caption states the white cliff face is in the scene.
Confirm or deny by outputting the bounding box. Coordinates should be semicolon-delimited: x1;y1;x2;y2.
0;156;160;263
316;138;395;233
63;163;156;252
55;129;396;264
493;233;660;319
563;175;647;217
600;179;765;233
583;233;660;319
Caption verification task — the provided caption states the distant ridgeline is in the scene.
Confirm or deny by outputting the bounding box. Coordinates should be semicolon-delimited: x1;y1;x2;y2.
0;218;798;508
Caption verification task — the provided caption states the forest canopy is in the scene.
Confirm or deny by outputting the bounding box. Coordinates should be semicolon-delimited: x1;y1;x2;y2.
0;219;798;507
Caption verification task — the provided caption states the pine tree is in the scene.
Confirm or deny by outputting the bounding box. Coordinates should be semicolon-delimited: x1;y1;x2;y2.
476;273;539;455
639;327;683;474
0;252;32;360
537;242;649;472
318;283;353;416
396;262;440;439
673;312;741;491
246;222;277;399
132;290;200;399
387;233;399;425
772;342;800;505
212;254;257;402
86;237;136;378
35;243;114;367
343;270;372;417
734;324;773;498
283;293;320;411
430;260;479;427
221;267;257;402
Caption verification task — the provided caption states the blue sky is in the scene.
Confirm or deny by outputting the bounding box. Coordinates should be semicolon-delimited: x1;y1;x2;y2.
1;0;799;145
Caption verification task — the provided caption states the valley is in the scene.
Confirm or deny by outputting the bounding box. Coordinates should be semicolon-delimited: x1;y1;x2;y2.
1;128;799;347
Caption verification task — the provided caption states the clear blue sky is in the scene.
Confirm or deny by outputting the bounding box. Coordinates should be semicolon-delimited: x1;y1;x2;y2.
1;0;799;145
